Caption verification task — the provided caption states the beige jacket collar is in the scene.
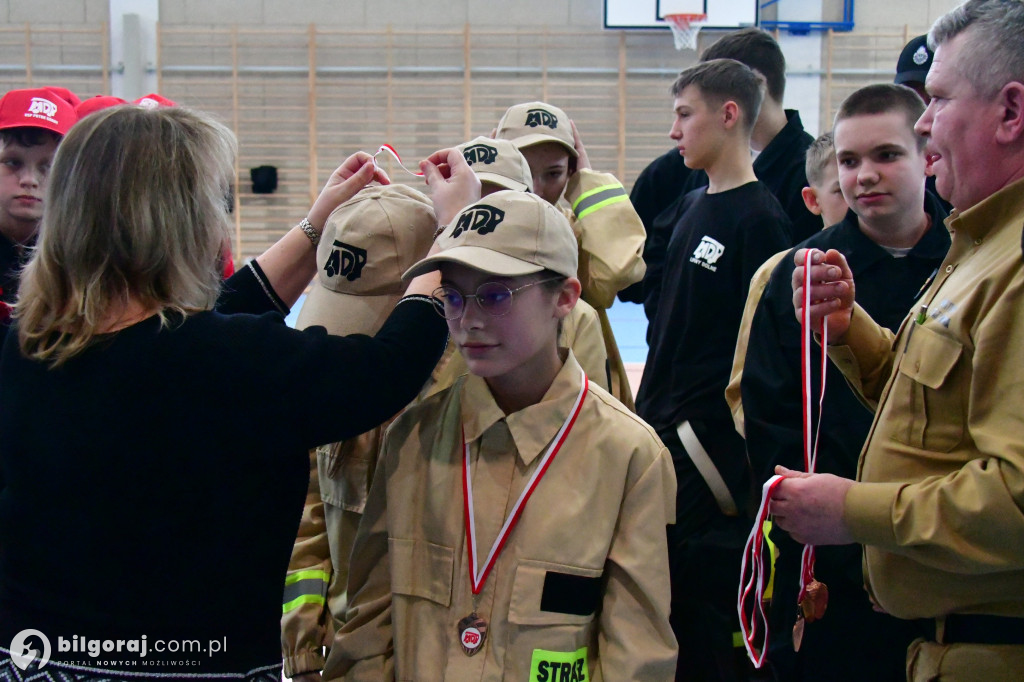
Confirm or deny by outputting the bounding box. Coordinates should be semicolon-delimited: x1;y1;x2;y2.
460;350;585;467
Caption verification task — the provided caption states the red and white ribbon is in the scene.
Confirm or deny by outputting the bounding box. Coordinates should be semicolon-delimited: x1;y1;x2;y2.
463;370;589;595
797;250;827;606
738;249;828;667
373;143;424;177
738;473;785;668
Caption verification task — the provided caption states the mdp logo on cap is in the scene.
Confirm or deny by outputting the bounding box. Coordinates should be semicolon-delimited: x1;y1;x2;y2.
462;143;499;165
452;205;505;238
525;108;558;129
9;629;51;671
323;240;368;282
28;97;58;119
912;45;929;65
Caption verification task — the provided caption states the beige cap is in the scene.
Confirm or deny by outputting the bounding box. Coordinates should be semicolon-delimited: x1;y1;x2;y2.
403;190;577;280
495;101;578;158
457;136;533;192
297;184;436;336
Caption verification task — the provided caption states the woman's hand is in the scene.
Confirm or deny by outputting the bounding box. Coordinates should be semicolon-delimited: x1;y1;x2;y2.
306;153;391;230
420;147;481;226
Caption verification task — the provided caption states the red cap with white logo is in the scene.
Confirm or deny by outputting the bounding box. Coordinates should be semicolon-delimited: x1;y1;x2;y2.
133;93;177;109
0;87;78;136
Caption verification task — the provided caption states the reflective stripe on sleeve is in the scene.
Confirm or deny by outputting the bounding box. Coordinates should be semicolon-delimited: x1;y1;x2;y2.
282;569;330;614
572;183;628;220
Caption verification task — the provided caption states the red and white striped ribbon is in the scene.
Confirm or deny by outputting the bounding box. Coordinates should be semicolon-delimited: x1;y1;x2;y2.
738;249;828;667
373;143;425;177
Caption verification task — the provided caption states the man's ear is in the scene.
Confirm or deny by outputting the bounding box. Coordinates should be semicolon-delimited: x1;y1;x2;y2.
801;186;824;216
995;81;1024;145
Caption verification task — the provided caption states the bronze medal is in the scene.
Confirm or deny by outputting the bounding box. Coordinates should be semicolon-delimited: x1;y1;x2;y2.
799;579;829;623
792;614;805;652
458;612;488;656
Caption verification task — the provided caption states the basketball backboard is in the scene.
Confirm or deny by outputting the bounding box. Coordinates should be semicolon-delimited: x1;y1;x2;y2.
604;0;758;31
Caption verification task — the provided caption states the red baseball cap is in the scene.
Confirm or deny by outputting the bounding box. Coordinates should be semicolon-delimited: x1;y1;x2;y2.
76;95;129;118
0;88;77;136
43;86;81;108
133;93;177;109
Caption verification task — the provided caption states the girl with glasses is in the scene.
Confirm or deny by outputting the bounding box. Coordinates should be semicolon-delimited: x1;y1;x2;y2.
323;190;677;681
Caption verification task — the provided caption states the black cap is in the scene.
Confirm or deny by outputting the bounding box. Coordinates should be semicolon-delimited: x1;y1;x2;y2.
895;35;933;86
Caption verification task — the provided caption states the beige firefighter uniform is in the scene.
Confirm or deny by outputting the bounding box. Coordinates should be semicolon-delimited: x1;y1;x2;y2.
563;168;646;411
724;250;788;436
323;351;677;681
281;428;387;678
282;305;608;676
827;177;1024;680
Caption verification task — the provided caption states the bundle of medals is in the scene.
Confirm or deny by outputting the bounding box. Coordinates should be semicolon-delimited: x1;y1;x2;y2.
739;250;830;666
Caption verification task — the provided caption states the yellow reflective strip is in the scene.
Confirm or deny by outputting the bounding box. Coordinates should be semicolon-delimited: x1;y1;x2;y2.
282;593;326;614
575;193;628;220
763;519;778;600
733;631;744;648
284;569;330;586
571;183;622;211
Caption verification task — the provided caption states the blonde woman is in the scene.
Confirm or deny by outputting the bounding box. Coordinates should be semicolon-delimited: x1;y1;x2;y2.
0;106;478;681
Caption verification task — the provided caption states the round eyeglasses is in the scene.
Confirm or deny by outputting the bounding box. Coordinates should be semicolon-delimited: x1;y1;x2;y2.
432;277;563;320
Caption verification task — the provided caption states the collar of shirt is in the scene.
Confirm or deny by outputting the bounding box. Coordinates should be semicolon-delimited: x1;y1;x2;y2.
752;109;806;176
946;174;1024;241
460;350;585;467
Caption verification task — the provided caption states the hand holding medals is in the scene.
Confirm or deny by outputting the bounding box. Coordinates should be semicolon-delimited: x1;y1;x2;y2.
739;249;832;666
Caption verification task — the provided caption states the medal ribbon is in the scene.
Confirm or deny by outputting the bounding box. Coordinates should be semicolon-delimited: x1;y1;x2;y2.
798;251;827;606
462;370;589;596
373;143;425;177
738;250;828;667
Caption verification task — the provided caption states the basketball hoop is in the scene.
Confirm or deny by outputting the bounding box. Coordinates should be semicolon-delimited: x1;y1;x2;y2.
665;13;708;51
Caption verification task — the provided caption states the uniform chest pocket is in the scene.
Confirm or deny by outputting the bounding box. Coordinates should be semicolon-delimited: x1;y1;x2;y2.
894;324;965;453
508;560;603;626
317;431;382;513
389;537;454;606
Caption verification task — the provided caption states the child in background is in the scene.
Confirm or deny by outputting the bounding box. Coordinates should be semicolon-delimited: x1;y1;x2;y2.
324;190;677;681
0;88;76;335
726;131;848;435
740;83;949;681
281;185;438;682
635;59;792;682
495;101;643;409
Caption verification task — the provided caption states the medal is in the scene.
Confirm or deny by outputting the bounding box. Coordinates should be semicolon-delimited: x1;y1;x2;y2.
459;369;589;656
792;579;828;652
458;612;488;656
799;579;829;622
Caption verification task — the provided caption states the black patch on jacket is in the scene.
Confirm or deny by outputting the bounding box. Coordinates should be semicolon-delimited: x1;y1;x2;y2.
541;572;602;616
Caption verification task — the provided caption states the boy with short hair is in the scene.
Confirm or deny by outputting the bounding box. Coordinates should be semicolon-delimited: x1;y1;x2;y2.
635;58;792;682
740;83;949;680
800;132;848;229
725;131;848;435
495;101;643;409
624;28;818;306
0;88;76;333
324;190;677;681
